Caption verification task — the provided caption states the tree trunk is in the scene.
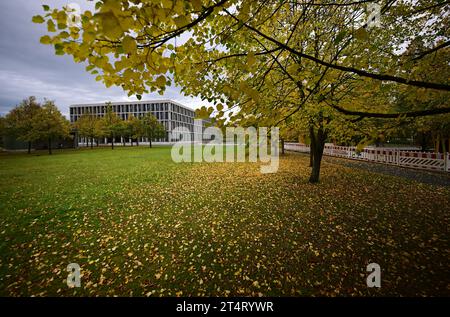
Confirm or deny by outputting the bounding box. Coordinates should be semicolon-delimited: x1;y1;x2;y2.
435;134;440;152
27;141;31;154
136;138;139;146
90;137;93;149
308;125;326;183
48;138;52;155
111;135;114;150
281;138;285;155
309;126;314;167
420;132;427;151
149;137;152;148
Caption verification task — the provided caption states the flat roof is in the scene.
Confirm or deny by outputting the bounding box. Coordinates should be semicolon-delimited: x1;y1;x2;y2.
70;99;195;111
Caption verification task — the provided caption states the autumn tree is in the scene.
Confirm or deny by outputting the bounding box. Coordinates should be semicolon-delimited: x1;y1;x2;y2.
0;116;5;148
74;112;99;148
34;1;450;181
102;103;121;149
31;100;70;155
127;115;144;146
116;119;130;146
141;112;166;148
4;96;42;154
93;117;107;146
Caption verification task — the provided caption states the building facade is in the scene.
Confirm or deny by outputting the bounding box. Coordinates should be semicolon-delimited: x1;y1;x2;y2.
69;100;208;145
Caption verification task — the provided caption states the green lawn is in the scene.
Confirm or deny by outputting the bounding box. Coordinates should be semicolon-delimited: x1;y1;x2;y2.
0;146;449;296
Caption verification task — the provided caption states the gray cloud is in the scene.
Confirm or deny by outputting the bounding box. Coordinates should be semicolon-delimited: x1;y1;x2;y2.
0;0;210;118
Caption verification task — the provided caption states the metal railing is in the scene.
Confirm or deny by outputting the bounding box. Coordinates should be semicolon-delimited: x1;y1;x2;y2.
285;143;450;173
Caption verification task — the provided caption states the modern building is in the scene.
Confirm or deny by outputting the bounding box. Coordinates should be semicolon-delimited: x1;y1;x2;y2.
69;99;209;145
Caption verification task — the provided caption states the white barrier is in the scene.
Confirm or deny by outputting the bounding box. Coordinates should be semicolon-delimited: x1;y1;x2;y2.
285;143;450;173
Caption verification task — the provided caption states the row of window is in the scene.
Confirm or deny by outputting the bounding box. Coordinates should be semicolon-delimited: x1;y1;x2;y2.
70;115;196;130
70;103;194;117
71;112;194;123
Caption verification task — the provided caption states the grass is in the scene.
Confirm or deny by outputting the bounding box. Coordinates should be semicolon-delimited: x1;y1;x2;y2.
0;146;449;296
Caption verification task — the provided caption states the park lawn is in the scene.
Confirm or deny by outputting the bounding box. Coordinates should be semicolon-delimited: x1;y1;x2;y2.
0;146;449;296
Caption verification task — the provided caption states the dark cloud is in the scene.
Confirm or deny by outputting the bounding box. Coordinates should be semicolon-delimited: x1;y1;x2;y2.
0;0;209;118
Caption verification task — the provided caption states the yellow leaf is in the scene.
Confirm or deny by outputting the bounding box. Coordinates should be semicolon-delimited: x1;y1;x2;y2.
98;11;123;38
40;35;52;45
246;52;256;66
122;36;136;54
191;0;202;11
155;75;166;87
32;15;45;23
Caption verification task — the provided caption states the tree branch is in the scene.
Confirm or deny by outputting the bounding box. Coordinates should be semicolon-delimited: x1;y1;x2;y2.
329;104;450;119
224;9;450;92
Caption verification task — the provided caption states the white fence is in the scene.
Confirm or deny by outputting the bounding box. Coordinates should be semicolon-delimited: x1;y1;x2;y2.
285;143;450;173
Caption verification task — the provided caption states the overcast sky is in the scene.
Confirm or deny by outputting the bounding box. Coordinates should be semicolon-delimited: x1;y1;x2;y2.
0;0;209;118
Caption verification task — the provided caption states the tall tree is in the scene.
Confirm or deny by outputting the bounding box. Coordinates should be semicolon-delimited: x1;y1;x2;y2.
127;115;144;146
31;100;70;155
116;119;130;147
34;1;450;180
74;112;99;148
0;116;5;149
102;103;121;149
4;96;41;154
141;112;166;148
34;1;450;93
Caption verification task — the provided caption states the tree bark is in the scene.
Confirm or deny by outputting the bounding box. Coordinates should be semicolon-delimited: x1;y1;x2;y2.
309;126;314;167
308;125;326;183
281;138;285;155
111;135;114;150
27;141;31;154
48;138;52;155
420;132;427;151
90;137;93;149
149;137;152;148
435;134;440;152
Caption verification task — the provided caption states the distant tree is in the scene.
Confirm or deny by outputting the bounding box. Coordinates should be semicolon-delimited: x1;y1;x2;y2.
0;116;5;148
116;119;130;146
31;100;70;155
127;115;144;146
74;112;98;148
141;112;166;148
4;96;41;154
102;103;121;149
93;117;107;146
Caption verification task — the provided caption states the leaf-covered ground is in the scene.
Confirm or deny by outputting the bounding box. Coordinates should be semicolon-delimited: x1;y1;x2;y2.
0;147;449;296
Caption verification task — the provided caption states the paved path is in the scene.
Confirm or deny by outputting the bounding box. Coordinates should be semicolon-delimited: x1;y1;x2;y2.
290;151;450;187
327;156;450;187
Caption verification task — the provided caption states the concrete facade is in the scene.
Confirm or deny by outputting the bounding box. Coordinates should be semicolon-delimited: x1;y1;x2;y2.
69;99;208;144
